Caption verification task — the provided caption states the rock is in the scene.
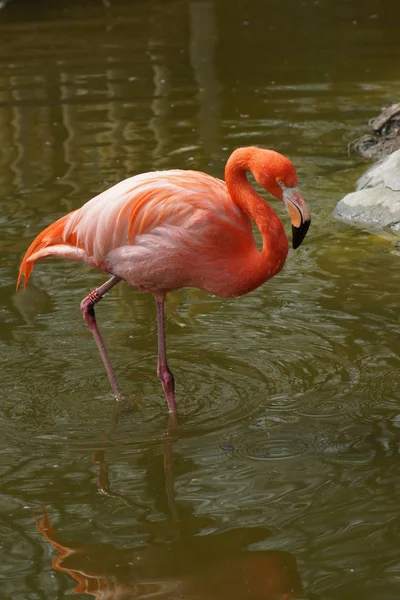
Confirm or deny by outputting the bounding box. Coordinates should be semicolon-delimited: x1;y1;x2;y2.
333;185;400;230
370;103;400;133
356;148;400;191
335;109;400;231
351;134;400;160
349;103;400;159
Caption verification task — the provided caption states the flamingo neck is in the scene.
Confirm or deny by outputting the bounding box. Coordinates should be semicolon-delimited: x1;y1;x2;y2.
224;148;289;276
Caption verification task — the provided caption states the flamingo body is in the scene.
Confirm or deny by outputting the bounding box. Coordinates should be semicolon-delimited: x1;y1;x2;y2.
17;147;311;414
18;170;285;298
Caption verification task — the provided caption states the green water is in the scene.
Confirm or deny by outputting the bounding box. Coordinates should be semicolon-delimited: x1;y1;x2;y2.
1;1;400;598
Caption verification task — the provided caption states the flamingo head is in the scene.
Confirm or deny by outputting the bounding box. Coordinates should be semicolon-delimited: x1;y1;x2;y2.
253;150;311;249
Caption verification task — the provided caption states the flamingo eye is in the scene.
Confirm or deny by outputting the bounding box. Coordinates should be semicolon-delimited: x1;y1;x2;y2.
277;179;284;188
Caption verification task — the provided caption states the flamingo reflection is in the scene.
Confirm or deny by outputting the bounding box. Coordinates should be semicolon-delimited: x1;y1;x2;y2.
35;407;303;599
36;506;302;600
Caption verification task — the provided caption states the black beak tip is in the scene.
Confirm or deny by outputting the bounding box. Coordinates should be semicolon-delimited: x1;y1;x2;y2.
292;220;311;250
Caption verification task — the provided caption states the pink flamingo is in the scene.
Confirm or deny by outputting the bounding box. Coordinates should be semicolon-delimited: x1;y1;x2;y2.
17;147;311;415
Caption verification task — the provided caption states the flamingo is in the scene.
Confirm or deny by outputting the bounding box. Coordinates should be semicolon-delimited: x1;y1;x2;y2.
17;146;311;415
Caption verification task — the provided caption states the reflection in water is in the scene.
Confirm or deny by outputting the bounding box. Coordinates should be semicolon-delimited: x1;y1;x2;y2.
93;407;179;520
36;412;303;600
189;1;222;160
11;282;52;326
149;57;172;165
2;1;400;599
37;507;303;599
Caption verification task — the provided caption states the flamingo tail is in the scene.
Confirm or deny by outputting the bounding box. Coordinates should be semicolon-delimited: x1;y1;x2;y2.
17;211;80;291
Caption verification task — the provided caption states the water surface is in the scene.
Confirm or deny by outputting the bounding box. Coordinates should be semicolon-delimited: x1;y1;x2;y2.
1;1;400;598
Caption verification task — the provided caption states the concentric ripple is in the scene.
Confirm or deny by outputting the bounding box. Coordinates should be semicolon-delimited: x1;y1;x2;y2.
236;435;312;461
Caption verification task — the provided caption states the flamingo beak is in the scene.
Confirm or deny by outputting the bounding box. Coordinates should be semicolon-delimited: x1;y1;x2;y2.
283;188;311;249
292;219;311;250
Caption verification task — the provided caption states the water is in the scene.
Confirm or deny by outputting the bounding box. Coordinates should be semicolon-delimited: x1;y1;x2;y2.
1;0;400;598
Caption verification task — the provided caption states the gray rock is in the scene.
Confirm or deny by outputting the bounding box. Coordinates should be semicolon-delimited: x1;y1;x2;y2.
334;149;400;230
356;149;400;191
333;185;400;229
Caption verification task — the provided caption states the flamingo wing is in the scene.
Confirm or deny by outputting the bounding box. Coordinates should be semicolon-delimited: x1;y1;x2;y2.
17;170;253;293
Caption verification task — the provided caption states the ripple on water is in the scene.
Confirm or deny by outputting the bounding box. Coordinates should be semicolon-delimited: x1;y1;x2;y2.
236;435;312;461
167;354;271;430
353;350;400;415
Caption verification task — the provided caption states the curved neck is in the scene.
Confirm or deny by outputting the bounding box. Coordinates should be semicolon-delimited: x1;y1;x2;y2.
224;148;288;266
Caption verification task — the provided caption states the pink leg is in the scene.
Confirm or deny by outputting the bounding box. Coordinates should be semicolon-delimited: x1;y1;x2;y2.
155;296;177;414
80;276;122;400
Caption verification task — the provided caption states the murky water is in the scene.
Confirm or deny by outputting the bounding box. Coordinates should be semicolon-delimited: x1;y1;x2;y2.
1;0;400;598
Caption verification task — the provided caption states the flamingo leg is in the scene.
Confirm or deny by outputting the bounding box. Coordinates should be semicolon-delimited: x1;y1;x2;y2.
155;296;177;414
80;275;122;400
